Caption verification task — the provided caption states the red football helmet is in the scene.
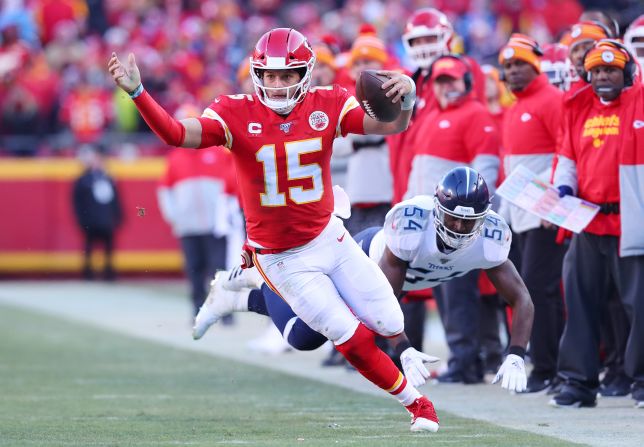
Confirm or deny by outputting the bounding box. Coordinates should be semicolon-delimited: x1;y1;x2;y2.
402;8;453;69
624;15;644;76
540;43;573;91
250;28;316;114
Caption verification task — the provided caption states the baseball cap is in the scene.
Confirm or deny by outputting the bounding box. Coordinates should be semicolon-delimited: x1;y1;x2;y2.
430;56;468;81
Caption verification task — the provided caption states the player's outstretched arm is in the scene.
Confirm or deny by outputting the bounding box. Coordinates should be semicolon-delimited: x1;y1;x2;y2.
107;52;204;148
363;71;415;135
487;260;534;393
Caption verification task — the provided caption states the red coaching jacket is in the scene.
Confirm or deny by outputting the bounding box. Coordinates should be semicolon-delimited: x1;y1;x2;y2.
554;79;644;256
502;74;563;233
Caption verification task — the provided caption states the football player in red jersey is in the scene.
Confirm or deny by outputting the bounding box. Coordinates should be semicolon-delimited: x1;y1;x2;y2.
108;28;441;432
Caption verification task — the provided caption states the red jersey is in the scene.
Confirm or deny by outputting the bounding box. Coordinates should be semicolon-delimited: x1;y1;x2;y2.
199;85;365;249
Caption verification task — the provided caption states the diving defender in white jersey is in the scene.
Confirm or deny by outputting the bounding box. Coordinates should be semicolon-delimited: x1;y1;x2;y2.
195;167;534;392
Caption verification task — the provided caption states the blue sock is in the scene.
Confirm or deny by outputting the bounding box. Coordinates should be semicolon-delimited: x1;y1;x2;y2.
262;284;327;351
247;288;269;316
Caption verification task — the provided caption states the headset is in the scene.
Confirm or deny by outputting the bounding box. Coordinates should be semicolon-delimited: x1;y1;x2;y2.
427;54;473;93
582;39;636;87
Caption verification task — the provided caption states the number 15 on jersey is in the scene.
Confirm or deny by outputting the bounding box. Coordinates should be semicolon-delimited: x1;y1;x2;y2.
256;137;324;207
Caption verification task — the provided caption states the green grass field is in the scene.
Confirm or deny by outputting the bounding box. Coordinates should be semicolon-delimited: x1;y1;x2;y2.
0;303;581;447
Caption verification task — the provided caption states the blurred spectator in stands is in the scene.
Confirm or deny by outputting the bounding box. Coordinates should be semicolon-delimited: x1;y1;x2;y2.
0;0;39;47
311;44;337;87
72;144;122;280
33;0;88;45
499;33;566;394
59;69;113;144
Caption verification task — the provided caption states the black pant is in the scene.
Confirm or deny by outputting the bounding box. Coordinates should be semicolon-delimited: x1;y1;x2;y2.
600;290;630;378
558;232;644;388
180;234;227;315
434;269;482;378
83;228;115;279
515;227;566;380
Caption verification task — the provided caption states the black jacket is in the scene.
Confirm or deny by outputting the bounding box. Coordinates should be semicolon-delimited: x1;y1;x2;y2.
72;169;122;232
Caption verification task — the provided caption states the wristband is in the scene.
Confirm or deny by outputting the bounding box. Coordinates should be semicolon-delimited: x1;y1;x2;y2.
400;75;416;111
129;83;144;99
508;345;526;359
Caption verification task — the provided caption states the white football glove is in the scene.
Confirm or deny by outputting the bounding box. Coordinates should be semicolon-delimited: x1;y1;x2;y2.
492;354;527;392
400;347;440;388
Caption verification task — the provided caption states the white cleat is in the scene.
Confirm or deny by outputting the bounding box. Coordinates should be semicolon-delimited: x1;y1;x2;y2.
221;265;264;291
192;272;241;340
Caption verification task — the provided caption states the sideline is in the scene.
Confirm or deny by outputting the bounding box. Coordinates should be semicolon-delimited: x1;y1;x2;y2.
1;280;640;447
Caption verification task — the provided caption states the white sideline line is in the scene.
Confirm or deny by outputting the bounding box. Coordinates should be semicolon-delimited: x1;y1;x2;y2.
0;280;641;447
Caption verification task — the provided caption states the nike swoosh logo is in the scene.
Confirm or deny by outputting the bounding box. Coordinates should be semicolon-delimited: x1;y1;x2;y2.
337;233;346;242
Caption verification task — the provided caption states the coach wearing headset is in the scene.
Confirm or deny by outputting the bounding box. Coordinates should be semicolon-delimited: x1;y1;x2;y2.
405;54;501;384
552;40;644;409
498;34;567;394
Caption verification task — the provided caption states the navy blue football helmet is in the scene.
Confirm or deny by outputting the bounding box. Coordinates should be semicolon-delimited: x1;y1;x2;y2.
434;167;491;249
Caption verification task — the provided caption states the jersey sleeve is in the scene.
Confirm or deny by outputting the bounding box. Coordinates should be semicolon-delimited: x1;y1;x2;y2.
197;97;234;149
334;85;365;137
480;212;512;268
383;199;432;262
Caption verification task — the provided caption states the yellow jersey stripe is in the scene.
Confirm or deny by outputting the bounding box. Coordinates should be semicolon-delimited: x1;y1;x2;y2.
335;96;360;138
202;107;233;149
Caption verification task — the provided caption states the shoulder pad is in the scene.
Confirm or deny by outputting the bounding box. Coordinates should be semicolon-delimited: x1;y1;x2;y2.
481;212;511;263
383;197;433;261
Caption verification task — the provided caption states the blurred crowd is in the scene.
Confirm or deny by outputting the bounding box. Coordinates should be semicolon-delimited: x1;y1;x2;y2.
0;0;641;156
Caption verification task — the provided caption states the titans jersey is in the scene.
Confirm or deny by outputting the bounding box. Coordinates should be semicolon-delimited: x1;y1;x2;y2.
368;196;511;291
201;85;364;249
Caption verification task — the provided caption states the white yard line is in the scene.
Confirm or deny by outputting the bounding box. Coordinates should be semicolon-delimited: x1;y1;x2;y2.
1;280;641;447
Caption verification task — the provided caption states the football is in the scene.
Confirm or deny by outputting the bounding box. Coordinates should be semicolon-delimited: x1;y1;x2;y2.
355;70;401;122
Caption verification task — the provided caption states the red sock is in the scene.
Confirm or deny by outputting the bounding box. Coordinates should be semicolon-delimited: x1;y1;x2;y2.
335;323;406;395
